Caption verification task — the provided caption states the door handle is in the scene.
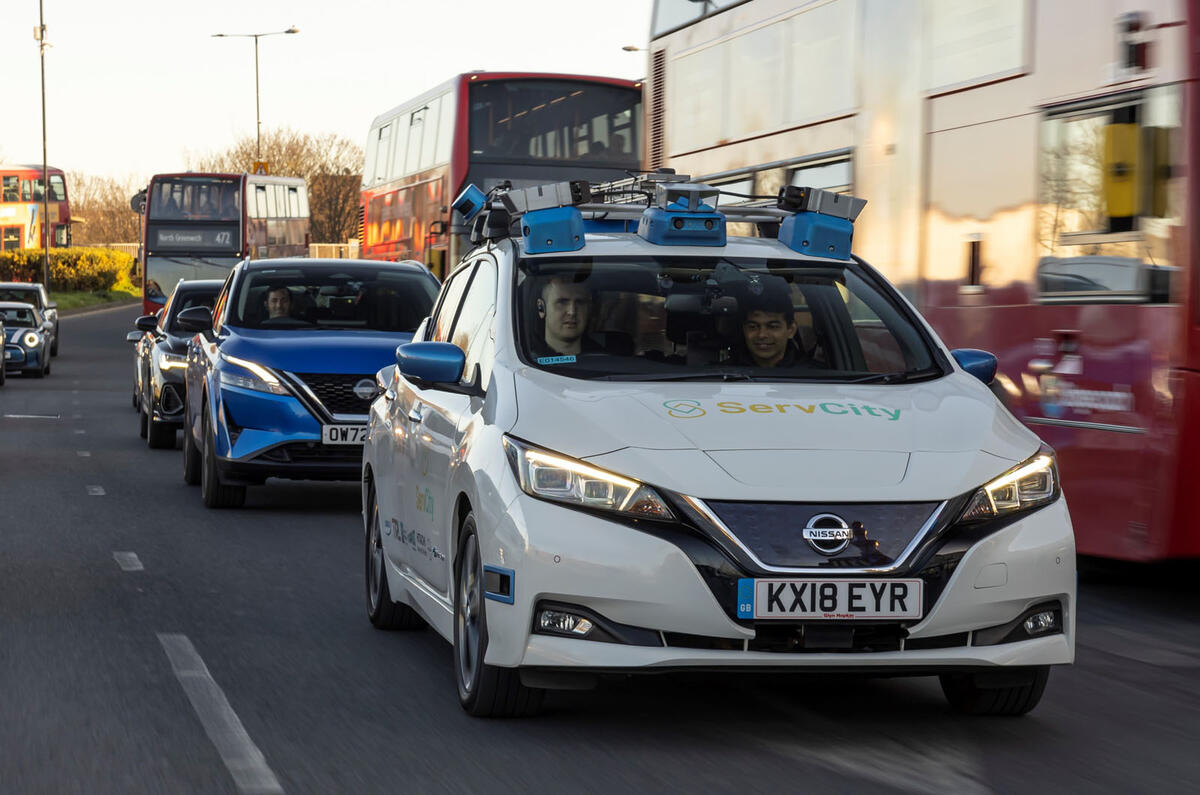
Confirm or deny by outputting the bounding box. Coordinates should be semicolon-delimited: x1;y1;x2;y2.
408;407;424;424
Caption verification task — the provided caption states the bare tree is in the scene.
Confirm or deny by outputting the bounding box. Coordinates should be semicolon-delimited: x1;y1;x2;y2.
67;171;144;244
188;128;363;243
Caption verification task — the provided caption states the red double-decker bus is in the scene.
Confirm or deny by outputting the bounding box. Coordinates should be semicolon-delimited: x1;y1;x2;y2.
135;172;309;313
359;71;642;278
648;0;1200;561
0;164;70;251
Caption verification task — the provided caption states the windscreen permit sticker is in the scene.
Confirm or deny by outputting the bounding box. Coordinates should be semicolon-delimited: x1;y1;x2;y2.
537;355;577;365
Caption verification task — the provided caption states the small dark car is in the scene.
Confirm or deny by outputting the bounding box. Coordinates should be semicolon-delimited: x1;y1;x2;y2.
127;279;222;448
1;301;52;377
0;282;58;356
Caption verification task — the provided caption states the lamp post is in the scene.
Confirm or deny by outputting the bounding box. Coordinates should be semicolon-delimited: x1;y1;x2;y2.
36;0;49;286
211;26;299;160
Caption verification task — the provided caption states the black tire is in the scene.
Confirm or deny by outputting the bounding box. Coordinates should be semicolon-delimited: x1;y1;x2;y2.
31;361;45;379
138;399;148;438
200;404;245;509
454;513;543;717
50;331;58;357
0;365;6;386
182;409;202;486
940;666;1050;716
147;417;175;449
43;359;50;375
365;481;425;630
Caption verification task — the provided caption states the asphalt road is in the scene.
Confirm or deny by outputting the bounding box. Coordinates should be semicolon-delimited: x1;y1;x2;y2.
2;304;1198;795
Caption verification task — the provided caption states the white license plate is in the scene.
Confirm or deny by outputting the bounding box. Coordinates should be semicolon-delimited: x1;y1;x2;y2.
738;578;923;620
321;424;368;445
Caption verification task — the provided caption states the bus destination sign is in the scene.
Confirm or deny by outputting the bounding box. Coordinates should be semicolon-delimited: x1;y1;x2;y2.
151;226;239;252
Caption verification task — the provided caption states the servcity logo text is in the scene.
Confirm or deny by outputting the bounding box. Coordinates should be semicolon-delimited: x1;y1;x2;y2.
663;399;902;421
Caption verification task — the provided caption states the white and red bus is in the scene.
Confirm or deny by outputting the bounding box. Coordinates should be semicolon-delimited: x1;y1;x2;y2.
136;172;310;313
360;71;642;278
0;164;70;251
647;0;1199;561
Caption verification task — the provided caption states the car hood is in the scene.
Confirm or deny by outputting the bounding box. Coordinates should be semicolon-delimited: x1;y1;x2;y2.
220;327;413;374
509;369;1039;502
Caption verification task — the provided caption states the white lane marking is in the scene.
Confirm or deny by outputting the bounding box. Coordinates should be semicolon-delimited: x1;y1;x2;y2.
71;389;79;394
113;552;144;571
71;399;80;405
74;429;86;434
71;413;83;419
1082;626;1200;668
3;413;60;419
72;379;80;385
157;634;284;794
86;485;105;496
77;451;91;457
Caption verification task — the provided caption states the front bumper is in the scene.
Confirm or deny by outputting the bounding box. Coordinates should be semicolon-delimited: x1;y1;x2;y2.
4;343;42;373
476;495;1076;671
213;384;362;483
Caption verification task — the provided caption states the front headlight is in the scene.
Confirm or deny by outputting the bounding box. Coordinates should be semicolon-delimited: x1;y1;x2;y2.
156;349;188;371
503;436;675;520
22;331;40;348
218;353;289;395
959;445;1058;522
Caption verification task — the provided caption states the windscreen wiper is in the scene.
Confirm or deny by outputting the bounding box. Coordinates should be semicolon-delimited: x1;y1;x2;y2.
838;368;942;384
598;371;756;382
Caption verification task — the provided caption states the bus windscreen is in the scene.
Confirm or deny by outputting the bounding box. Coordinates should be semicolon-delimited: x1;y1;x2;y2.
148;177;241;222
469;80;641;166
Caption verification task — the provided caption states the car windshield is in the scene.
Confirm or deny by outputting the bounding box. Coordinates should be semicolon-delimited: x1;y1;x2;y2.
229;265;439;331
1;307;39;328
0;288;41;308
516;255;941;382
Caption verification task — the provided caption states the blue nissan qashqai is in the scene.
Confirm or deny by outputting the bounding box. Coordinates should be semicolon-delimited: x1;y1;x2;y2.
177;258;439;508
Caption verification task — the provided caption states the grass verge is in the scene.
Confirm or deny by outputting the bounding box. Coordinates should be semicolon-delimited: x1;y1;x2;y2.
52;286;141;315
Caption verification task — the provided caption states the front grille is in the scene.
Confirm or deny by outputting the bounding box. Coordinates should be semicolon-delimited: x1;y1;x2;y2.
256;442;363;465
293;373;375;416
704;501;941;569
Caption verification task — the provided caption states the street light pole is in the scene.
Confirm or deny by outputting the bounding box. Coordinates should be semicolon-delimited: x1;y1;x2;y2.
37;0;50;287
211;27;299;163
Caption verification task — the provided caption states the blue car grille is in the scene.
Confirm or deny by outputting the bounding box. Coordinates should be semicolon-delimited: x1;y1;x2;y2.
293;373;374;416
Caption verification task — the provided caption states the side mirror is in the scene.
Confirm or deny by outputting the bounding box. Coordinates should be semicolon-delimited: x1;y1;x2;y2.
134;314;158;333
951;348;998;385
375;364;396;394
175;305;213;333
125;331;142;343
396;341;465;385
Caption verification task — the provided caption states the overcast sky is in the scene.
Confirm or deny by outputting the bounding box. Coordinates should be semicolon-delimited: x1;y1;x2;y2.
0;0;654;180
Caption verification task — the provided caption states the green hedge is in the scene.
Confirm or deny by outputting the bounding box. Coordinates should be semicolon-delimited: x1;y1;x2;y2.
0;247;136;292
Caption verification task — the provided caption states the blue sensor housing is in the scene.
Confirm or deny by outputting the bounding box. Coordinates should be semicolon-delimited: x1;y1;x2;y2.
779;211;854;259
452;184;488;221
521;206;585;253
637;207;726;247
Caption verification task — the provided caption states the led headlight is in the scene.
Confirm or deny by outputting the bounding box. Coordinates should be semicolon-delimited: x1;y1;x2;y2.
503;436;674;520
960;445;1058;522
218;353;289;395
22;331;40;348
155;349;188;371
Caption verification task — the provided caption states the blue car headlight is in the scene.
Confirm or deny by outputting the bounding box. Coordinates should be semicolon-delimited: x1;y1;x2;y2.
22;331;40;348
218;353;290;395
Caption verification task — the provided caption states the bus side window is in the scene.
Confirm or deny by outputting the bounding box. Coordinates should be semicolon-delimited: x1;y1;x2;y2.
435;91;455;165
287;187;300;217
373;123;392;184
389;112;410;180
253;185;266;218
264;185;277;217
2;176;19;202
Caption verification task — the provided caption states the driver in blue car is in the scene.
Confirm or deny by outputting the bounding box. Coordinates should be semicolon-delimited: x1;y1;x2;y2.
266;285;293;321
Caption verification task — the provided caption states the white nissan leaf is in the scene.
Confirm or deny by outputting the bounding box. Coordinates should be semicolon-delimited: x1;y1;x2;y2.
362;180;1075;717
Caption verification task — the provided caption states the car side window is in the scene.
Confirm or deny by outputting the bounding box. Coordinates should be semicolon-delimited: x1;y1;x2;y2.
448;259;497;386
428;263;476;343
